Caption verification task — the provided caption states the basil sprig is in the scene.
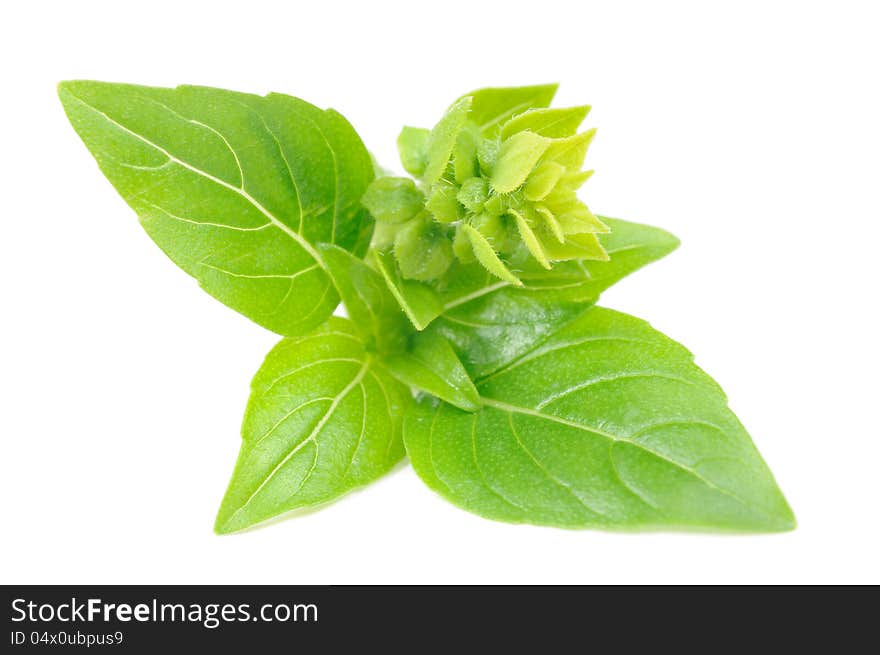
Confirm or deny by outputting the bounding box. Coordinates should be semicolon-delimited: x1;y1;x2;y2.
60;81;794;533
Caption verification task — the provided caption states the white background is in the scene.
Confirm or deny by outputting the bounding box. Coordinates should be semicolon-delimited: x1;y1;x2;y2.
2;1;878;584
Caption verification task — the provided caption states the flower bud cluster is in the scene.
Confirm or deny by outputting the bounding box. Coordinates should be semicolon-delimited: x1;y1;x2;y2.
363;88;608;285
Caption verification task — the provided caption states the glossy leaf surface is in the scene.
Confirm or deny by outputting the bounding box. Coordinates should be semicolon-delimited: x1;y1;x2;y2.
406;308;795;532
59;81;374;336
216;318;409;533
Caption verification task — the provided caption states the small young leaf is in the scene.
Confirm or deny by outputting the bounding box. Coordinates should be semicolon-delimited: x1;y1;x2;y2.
453;127;479;183
385;331;480;412
561;169;593;190
361;176;424;224
425;181;463;223
541;232;610;261
423;96;473;186
501;105;591;139
372;249;444;330
523;162;565;202
452;226;477;263
394;216;454;281
510;209;551;269
317;243;411;353
456;177;490;213
406;307;795;532
477;138;500;174
398;126;431;176
215;318;410;533
542;129;597;170
462;224;523;286
463;84;559;136
555;205;610;234
59;80;374;337
534;205;566;242
490;131;551;194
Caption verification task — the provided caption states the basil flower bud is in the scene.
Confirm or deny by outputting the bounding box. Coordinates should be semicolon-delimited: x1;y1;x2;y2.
362;85;610;285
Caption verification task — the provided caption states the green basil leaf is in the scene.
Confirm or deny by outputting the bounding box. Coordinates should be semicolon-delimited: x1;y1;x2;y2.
490;131;551;194
500;106;592;139
405;307;795;532
423;96;472;186
432;216;680;377
371;249;443;330
430;292;588;381
385;330;480;412
461;224;523;286
317;243;411;354
58;80;374;336
462;84;559;137
397;126;431;177
215;317;409;533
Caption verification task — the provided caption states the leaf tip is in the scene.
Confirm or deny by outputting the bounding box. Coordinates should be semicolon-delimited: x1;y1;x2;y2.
767;500;797;533
214;502;256;535
657;228;682;258
213;520;233;536
213;522;234;536
540;82;561;98
213;505;239;535
57;79;92;100
57;80;78;106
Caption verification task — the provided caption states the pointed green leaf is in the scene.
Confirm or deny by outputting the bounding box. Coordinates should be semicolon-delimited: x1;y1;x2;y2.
453;127;479;183
543;129;597;169
561;169;593;190
524;162;565;201
423;96;472;185
406;307;795;532
509;209;551;269
463;84;559;136
462;224;523;286
541;232;609;261
385;330;480;412
534;205;565;242
397;126;431;176
371;249;444;330
491;131;551;194
59;80;374;337
501;105;591;139
555;204;610;234
215;318;410;533
317;244;411;353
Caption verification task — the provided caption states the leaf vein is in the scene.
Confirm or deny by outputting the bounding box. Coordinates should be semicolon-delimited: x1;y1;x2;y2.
472;413;529;513
64;91;326;269
481;336;662;384
535;372;698;410
506;413;610;519
481;397;769;519
231;359;370;518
